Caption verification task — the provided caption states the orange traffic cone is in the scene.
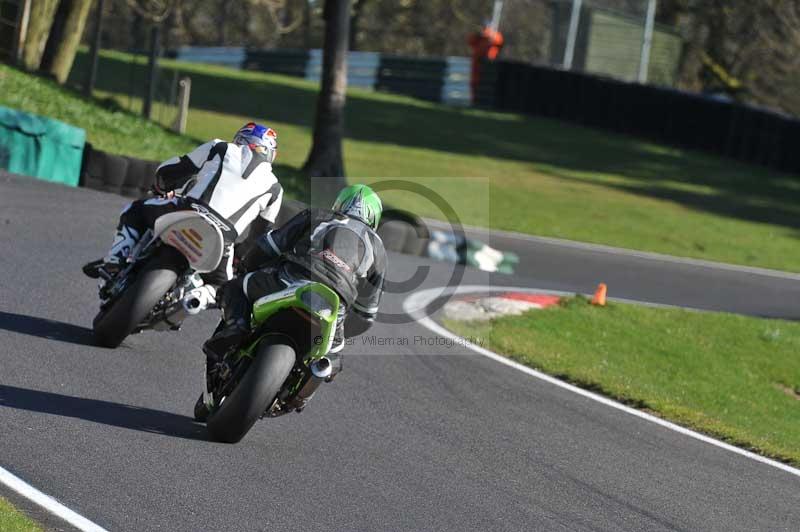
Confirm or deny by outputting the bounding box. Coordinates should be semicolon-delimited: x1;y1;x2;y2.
591;283;607;306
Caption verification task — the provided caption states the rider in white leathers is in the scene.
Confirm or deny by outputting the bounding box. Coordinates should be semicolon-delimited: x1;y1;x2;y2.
86;122;283;286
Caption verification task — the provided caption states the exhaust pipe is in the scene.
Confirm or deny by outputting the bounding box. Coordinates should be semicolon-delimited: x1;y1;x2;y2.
293;357;333;411
152;285;217;331
311;357;332;379
181;285;216;316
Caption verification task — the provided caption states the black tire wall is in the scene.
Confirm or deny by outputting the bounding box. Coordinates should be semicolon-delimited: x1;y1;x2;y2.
80;143;159;198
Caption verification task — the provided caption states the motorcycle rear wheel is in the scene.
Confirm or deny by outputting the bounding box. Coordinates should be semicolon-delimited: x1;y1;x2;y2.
92;246;183;348
206;342;295;444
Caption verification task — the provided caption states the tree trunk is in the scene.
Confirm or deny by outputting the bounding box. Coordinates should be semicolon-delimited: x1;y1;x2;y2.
40;0;69;73
302;0;351;196
21;0;61;71
45;0;95;84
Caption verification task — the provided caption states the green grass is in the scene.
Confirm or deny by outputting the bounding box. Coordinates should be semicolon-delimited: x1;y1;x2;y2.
445;297;800;465
0;64;196;160
0;497;42;532
5;50;800;271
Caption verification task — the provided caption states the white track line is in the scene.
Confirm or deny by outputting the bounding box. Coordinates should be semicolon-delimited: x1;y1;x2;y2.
422;219;800;281
0;466;108;532
403;285;800;480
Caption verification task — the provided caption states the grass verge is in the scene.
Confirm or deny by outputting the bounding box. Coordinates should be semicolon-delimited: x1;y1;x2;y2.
0;64;195;160
445;297;800;465
78;50;800;272
4;52;800;271
0;496;42;532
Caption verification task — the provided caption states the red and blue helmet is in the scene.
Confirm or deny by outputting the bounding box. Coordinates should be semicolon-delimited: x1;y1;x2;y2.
234;122;278;163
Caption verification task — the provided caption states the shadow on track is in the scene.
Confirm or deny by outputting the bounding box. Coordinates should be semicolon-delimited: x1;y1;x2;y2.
0;385;207;441
0;311;97;347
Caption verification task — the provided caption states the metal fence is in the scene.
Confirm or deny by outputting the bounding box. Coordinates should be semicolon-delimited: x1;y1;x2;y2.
547;0;680;86
71;50;183;127
0;0;28;63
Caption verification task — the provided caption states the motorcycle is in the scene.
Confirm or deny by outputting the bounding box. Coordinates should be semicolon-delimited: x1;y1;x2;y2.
86;197;238;348
196;280;340;443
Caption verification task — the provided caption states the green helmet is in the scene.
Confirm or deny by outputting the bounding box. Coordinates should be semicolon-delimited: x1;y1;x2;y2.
332;184;383;230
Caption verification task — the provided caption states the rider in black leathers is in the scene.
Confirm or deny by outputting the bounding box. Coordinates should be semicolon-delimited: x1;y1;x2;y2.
203;184;387;381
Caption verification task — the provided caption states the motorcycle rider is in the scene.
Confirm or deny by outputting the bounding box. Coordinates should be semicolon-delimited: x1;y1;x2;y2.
202;184;387;396
84;122;283;288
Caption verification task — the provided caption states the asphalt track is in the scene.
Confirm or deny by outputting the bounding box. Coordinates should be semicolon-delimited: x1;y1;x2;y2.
1;172;798;531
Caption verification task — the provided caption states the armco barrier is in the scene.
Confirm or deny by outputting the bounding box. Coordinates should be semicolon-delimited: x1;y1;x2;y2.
375;56;448;103
82;47;473;107
306;50;380;90
242;49;311;78
168;46;246;68
169;47;471;105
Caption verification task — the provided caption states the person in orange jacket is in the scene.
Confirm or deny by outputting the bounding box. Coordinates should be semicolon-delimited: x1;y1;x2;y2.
468;24;504;103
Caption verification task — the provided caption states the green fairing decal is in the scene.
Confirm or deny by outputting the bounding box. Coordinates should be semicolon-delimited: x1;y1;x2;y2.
238;282;340;362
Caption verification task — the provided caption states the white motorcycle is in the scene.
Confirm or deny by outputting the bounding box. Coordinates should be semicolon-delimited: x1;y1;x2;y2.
85;198;237;348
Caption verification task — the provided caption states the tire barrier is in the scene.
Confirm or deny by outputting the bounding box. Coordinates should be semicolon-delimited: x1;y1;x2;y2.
376;209;430;256
79;143;159;197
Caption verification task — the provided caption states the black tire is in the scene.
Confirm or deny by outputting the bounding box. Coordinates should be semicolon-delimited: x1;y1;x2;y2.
206;343;295;444
92;247;183;348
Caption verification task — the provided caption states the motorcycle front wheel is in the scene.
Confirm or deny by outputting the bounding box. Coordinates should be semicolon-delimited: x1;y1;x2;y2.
206;342;295;444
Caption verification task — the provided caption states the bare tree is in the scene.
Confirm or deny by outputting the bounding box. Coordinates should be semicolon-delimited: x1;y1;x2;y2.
302;0;350;190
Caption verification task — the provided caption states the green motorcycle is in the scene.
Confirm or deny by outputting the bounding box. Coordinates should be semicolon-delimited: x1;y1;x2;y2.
198;280;340;443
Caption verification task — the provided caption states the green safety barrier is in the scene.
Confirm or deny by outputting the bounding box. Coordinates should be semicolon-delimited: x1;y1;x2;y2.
0;106;86;187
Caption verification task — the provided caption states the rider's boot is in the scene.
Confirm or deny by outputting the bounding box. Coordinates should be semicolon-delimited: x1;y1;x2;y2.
202;317;250;362
104;225;140;267
84;225;140;279
202;278;253;361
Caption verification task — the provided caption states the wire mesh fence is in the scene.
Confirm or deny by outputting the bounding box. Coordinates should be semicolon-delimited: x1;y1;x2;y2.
71;48;183;128
493;0;681;86
0;0;26;63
